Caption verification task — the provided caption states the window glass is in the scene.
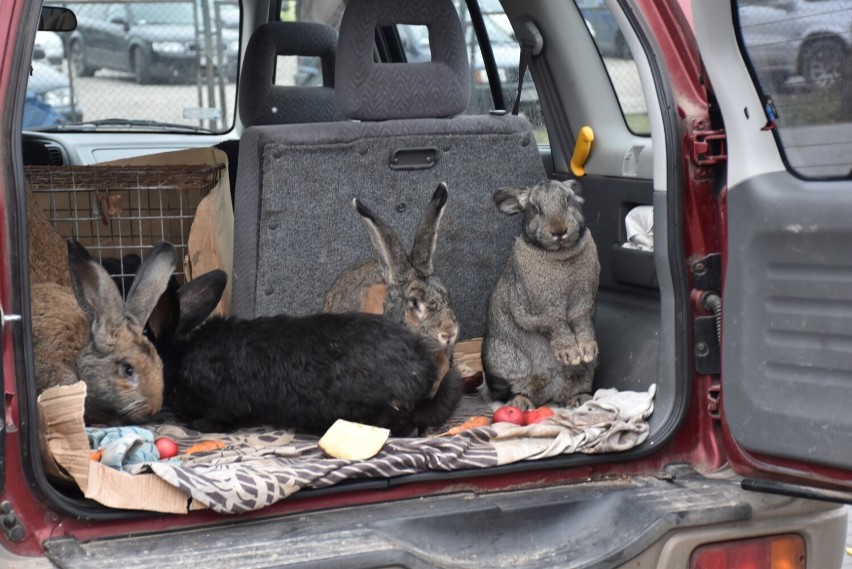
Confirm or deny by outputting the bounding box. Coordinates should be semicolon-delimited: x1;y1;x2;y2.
399;0;649;143
393;2;548;145
737;0;852;179
577;0;649;135
24;1;239;133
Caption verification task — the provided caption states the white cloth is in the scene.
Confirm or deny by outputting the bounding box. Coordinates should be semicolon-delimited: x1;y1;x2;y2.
622;205;654;251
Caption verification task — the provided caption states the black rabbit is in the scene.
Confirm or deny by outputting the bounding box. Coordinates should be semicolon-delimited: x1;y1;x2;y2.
148;270;463;436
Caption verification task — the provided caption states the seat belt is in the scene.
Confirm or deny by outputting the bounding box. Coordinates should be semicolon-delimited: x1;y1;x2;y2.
511;21;544;116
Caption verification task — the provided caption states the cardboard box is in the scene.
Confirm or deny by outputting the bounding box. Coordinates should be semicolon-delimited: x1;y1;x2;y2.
38;382;192;514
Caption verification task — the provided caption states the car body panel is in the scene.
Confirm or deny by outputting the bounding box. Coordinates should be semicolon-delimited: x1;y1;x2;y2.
691;0;852;490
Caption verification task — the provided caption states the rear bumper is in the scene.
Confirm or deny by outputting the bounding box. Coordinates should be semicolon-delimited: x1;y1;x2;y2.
26;464;849;568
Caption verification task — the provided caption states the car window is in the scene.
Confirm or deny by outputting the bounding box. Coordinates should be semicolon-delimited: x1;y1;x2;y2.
23;0;239;133
401;0;648;145
735;0;852;179
273;0;647;146
577;0;649;135
105;4;124;22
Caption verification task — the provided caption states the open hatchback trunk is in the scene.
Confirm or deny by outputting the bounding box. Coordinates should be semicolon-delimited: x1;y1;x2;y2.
1;0;850;567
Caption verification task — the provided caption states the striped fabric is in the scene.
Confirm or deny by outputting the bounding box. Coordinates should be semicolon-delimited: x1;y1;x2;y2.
137;386;656;514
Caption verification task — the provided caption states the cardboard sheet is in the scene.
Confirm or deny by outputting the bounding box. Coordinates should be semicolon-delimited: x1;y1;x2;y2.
38;383;191;514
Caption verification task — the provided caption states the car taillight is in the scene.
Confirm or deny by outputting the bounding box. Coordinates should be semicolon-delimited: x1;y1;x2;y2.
689;534;805;569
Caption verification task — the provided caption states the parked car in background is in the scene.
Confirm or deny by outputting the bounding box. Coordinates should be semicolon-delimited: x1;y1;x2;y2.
24;59;83;128
67;1;238;84
577;0;630;58
739;0;852;90
33;31;65;66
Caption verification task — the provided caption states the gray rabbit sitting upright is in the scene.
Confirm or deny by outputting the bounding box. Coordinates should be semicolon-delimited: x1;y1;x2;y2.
482;179;600;411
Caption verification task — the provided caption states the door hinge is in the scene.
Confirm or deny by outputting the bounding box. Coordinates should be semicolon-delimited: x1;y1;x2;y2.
694;316;720;375
688;124;727;167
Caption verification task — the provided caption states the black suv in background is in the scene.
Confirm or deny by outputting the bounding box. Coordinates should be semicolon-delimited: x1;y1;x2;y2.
67;1;238;84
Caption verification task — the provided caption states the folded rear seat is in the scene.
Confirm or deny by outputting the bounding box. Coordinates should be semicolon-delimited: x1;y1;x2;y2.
232;0;546;341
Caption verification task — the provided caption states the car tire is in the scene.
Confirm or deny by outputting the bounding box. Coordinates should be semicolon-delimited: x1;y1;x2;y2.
70;41;95;77
800;38;846;91
132;47;153;85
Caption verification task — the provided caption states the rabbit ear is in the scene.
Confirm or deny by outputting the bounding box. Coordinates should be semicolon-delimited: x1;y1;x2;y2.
353;199;414;285
124;242;177;326
494;186;529;215
145;281;180;343
409;182;448;277
67;239;126;330
176;269;228;337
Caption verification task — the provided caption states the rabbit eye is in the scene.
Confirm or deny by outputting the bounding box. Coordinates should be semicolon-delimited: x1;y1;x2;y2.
408;297;421;311
121;363;136;381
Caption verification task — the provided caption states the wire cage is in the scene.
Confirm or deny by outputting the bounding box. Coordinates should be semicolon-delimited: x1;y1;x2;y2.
25;164;224;288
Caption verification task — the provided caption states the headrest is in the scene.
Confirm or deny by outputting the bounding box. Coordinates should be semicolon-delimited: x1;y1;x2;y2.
239;22;346;127
335;0;471;121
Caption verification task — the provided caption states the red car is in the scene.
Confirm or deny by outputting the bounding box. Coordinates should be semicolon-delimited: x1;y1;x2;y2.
1;0;850;567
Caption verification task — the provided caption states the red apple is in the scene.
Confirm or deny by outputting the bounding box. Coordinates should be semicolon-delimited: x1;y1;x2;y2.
492;405;526;425
154;437;179;459
525;406;555;424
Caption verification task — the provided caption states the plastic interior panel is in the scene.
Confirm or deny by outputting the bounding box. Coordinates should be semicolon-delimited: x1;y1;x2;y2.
724;172;852;470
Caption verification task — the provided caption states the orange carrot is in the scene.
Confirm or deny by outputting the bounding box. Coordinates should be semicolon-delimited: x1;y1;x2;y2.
183;440;226;454
442;415;490;436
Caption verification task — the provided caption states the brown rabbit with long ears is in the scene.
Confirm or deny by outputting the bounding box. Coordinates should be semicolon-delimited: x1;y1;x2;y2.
31;239;176;425
323;182;459;354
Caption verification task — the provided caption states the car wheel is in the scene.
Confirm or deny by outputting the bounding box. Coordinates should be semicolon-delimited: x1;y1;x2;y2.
70;41;95;77
132;47;153;85
800;38;846;90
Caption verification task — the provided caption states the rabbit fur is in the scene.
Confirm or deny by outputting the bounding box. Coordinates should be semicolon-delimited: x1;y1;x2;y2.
482;179;600;411
31;239;176;425
26;185;70;287
149;270;463;436
323;183;459;355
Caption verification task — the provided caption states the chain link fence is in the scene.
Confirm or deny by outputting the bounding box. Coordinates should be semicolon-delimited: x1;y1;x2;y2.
30;0;238;132
27;0;650;143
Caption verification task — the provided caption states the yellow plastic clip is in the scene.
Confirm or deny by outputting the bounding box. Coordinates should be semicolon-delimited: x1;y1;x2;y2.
570;126;595;177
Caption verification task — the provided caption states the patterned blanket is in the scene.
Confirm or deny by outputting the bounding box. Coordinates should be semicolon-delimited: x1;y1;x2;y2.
126;385;657;514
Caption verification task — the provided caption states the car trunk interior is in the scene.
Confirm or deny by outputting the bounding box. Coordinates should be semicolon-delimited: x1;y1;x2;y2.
16;0;687;520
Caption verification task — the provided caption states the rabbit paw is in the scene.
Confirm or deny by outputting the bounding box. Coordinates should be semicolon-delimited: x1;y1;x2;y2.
578;341;598;364
566;392;592;407
553;343;583;366
507;394;535;411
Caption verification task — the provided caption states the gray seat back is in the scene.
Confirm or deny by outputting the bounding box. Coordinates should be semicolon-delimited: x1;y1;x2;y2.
232;0;546;340
238;21;345;127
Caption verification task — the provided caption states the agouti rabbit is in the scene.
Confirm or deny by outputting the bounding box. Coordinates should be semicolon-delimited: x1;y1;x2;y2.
323;183;459;354
31;240;176;425
150;270;463;436
483;179;600;411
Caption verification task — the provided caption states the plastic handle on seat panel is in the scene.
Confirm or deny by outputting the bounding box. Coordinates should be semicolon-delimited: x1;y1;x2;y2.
570;125;594;177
